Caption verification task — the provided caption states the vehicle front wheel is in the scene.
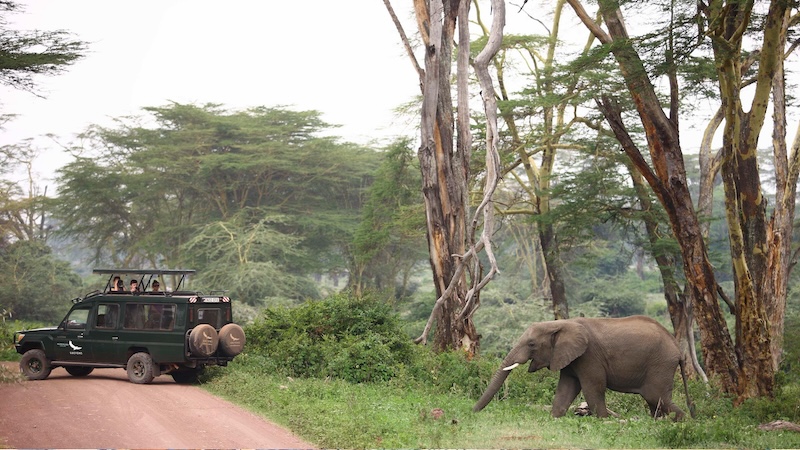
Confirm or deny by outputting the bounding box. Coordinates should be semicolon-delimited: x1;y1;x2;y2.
126;352;156;384
20;349;52;380
65;366;94;377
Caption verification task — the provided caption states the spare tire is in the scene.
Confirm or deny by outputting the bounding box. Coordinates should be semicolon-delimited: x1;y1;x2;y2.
188;324;219;357
218;323;246;356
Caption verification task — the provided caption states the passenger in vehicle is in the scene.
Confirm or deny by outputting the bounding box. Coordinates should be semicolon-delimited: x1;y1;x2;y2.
151;280;161;292
111;276;123;292
130;279;140;293
145;307;162;330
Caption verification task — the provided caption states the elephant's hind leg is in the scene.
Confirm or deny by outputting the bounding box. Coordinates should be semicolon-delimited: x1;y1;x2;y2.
642;389;685;420
552;372;581;417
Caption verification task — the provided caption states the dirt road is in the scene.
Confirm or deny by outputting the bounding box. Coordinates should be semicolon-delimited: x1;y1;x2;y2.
0;364;315;449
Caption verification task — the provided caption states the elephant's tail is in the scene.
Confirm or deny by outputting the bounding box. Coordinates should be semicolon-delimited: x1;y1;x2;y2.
679;357;696;418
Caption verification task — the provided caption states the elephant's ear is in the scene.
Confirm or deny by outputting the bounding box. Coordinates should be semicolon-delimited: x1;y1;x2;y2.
550;321;589;371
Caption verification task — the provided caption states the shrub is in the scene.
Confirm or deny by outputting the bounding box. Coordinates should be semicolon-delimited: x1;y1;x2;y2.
245;290;414;382
1;318;47;361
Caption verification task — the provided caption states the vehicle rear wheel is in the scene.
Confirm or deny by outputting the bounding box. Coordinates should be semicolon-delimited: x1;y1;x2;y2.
65;366;94;377
19;349;51;380
188;324;219;357
171;367;204;384
126;352;156;384
218;323;246;356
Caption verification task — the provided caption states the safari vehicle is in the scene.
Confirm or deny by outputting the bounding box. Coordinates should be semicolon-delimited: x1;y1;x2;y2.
13;269;245;384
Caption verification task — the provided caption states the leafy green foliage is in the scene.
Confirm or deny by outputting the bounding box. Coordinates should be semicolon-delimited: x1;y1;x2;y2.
54;104;381;304
245;290;415;383
0;1;87;95
0;240;83;322
351;138;426;294
183;210;318;305
578;279;646;317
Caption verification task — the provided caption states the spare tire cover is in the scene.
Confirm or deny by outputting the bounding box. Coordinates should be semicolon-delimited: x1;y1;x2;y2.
188;323;219;357
218;323;246;356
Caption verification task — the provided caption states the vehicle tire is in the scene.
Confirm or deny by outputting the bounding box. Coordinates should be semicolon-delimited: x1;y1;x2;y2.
218;323;246;356
188;324;219;357
126;352;156;384
19;349;52;380
171;367;204;384
65;366;94;377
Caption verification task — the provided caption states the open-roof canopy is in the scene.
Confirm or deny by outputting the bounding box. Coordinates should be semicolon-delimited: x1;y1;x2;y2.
92;269;196;276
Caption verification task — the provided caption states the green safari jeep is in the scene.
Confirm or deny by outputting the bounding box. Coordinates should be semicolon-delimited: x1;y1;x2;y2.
13;269;246;384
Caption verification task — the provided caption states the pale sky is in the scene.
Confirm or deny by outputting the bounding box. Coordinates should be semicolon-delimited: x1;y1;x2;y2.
1;1;422;180
2;1;785;187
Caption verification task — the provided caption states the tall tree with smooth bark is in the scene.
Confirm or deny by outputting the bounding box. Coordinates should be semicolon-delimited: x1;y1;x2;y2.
383;0;504;354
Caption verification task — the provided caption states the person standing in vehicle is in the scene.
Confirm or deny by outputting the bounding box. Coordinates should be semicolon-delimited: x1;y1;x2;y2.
130;279;140;293
151;280;161;292
111;276;123;292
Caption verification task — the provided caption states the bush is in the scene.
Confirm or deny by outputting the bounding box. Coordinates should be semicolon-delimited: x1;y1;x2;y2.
1;318;47;361
245;290;414;382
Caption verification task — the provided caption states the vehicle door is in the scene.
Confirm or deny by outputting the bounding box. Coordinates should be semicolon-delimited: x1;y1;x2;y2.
88;302;125;363
53;304;94;362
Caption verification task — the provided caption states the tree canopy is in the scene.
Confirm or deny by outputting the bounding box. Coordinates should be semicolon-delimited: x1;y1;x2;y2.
0;1;86;96
54;103;381;305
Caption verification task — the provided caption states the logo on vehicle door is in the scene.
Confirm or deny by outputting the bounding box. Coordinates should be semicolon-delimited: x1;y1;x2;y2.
68;340;83;355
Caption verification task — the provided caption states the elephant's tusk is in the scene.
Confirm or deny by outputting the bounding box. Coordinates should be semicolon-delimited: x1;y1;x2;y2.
502;363;520;371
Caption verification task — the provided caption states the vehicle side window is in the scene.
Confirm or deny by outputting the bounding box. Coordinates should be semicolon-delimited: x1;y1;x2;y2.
65;307;90;330
160;305;176;330
96;304;119;329
124;303;176;331
124;304;145;329
197;308;220;328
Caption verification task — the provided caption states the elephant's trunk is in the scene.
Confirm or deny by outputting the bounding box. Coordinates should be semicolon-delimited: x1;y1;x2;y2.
473;362;516;412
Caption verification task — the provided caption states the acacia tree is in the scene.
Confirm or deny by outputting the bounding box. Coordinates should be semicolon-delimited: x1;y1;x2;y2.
55;104;380;304
561;0;799;401
485;0;586;320
0;0;87;247
0;143;49;246
697;0;800;391
0;1;86;96
383;0;504;354
350;138;427;297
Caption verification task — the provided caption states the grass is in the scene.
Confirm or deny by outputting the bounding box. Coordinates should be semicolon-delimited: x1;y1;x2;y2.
200;355;800;448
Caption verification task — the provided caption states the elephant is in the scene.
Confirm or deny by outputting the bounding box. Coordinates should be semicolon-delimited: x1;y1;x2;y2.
473;315;694;420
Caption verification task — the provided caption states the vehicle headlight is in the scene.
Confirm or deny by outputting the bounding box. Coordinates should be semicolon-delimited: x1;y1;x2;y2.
15;333;24;343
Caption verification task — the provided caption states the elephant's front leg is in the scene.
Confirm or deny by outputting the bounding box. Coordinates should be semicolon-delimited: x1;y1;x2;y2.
552;371;581;417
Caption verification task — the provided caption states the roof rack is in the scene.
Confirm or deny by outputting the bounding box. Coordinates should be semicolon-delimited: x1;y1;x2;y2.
94;269;196;294
93;269;196;275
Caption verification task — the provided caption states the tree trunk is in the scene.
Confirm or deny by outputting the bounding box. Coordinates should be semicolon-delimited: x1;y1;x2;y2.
540;224;569;319
625;158;701;379
763;11;798;371
569;0;742;393
705;0;790;400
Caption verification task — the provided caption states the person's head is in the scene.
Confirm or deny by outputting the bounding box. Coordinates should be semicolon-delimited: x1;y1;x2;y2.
112;276;122;290
152;280;160;291
130;279;138;290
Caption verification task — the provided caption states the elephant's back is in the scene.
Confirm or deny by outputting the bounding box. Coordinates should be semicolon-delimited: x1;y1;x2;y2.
576;316;681;361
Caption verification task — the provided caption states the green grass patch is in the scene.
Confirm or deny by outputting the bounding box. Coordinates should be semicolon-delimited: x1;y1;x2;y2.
201;353;800;448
